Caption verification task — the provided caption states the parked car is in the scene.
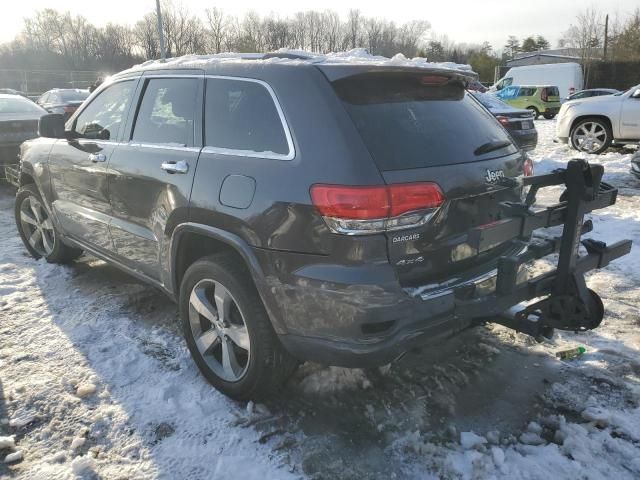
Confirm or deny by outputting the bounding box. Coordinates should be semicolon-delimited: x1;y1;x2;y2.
495;85;561;119
36;89;89;119
556;85;640;154
0;88;28;97
471;91;538;151
466;80;488;93
13;54;629;400
491;63;583;101
631;149;640;179
0;94;47;167
565;88;620;102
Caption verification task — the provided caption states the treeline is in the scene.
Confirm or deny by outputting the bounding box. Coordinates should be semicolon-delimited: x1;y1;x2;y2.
0;3;431;72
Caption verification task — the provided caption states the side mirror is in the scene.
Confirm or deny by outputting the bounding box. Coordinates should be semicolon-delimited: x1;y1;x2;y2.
632;89;640;99
38;113;67;139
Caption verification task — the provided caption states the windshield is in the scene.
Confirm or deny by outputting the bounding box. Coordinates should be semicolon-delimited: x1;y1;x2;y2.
61;90;89;102
0;96;45;114
333;73;515;171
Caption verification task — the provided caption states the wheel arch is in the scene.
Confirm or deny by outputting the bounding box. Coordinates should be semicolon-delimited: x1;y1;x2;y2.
169;223;288;334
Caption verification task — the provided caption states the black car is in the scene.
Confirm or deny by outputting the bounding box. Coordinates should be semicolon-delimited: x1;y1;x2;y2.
471;91;538;151
631;150;640;179
36;89;89;119
0;94;47;166
13;53;629;400
566;88;620;101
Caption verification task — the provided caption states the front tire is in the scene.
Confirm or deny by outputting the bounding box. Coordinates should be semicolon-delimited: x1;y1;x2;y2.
179;254;297;400
15;184;83;263
570;118;612;154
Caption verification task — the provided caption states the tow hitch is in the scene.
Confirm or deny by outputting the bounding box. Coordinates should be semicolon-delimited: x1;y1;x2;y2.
460;159;632;339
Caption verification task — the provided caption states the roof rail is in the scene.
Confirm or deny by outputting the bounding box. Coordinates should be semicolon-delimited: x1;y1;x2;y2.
261;52;315;61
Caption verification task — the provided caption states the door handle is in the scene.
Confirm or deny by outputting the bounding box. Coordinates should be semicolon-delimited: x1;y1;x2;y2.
161;160;189;174
89;153;106;163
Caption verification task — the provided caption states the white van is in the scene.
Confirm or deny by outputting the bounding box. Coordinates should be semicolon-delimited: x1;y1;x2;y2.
492;63;583;101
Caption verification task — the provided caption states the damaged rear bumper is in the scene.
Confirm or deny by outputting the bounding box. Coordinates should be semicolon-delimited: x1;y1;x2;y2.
278;160;631;367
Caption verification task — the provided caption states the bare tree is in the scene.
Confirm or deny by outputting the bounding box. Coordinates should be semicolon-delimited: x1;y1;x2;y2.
560;8;604;83
205;7;226;54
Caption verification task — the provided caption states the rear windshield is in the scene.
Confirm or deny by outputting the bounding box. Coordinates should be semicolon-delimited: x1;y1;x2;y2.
0;96;44;114
333;73;515;171
61;90;89;102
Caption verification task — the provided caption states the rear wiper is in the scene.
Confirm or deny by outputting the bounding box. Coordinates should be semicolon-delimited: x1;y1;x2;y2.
474;140;512;156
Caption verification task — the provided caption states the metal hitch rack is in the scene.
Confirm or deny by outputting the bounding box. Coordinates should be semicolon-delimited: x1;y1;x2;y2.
457;159;632;340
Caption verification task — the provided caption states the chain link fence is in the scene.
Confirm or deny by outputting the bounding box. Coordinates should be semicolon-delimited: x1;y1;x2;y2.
0;69;109;98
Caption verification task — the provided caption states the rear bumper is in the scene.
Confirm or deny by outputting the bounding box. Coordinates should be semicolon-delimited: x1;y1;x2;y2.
542;106;560;115
257;161;630;367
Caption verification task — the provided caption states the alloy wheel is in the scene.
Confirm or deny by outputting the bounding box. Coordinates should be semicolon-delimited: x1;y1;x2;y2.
19;195;55;257
188;279;251;382
572;122;608;153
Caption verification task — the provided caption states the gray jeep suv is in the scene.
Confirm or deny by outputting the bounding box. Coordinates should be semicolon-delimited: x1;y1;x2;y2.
14;53;630;400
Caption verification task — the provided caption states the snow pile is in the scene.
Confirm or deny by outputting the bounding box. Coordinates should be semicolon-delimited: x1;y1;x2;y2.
125;48;474;77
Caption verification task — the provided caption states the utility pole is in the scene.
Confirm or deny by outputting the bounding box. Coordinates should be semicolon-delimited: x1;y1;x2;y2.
603;14;609;61
155;0;166;61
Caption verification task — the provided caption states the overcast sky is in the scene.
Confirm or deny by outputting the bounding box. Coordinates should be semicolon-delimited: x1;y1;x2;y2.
1;0;638;53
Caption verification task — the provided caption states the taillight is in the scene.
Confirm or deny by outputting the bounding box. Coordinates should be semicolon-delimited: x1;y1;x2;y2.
310;183;445;235
524;156;534;177
496;115;510;127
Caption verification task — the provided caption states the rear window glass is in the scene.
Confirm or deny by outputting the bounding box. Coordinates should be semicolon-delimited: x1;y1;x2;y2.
204;78;289;156
0;97;45;114
333;73;515;171
61;90;89;102
544;87;560;97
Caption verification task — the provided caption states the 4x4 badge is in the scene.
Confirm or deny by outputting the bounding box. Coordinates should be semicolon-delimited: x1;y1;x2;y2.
485;169;505;184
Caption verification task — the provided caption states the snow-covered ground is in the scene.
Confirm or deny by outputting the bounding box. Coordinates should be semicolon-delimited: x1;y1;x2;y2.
1;120;639;479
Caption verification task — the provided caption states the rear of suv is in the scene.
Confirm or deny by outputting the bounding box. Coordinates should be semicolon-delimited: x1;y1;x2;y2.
14;53;629;400
495;85;561;119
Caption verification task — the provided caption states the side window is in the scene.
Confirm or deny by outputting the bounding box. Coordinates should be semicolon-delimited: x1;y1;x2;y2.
519;87;534;97
74;81;135;140
503;78;513;87
204;78;290;156
131;78;198;146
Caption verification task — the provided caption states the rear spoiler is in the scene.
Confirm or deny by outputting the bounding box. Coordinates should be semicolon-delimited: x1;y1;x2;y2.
316;64;476;84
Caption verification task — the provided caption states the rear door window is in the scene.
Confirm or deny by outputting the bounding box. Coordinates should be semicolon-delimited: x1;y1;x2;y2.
518;87;536;97
204;78;290;157
131;78;198;147
333;73;515;171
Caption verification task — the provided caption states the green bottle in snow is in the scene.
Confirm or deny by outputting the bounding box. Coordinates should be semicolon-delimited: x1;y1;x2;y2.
555;346;586;360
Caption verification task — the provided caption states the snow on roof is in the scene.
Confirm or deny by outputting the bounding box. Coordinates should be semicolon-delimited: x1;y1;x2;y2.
123;48;476;77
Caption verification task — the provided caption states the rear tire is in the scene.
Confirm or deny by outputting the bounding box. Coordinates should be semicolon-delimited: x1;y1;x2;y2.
527;106;540;119
179;254;298;400
15;184;83;264
543;112;556;120
569;118;612;154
